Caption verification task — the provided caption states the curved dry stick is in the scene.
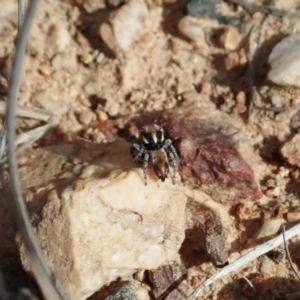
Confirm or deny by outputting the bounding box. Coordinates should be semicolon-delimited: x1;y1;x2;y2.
5;0;68;299
282;224;300;280
187;222;300;300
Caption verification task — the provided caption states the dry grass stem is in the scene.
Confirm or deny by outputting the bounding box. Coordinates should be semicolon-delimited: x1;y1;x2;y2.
282;224;300;280
187;222;300;300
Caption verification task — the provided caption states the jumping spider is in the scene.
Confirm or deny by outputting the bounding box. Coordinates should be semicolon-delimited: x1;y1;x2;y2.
131;124;179;185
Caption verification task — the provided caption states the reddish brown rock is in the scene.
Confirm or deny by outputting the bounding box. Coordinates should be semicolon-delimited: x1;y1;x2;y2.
184;199;228;266
158;94;262;203
148;262;188;300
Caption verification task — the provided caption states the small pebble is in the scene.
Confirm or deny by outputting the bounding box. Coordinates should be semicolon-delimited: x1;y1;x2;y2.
274;0;294;10
73;164;83;175
32;90;59;111
259;255;273;274
51;52;77;71
84;81;97;95
287;211;300;222
268;34;300;87
178;17;207;48
18;155;29;166
252;11;265;20
281;134;300;167
185;0;238;24
96;109;108;121
224;50;247;79
235;90;247;114
47;25;71;53
100;0;148;52
290;109;300;131
105;101;120;116
270;92;282;107
219;26;242;51
75;31;90;50
79;110;94;125
38;66;51;76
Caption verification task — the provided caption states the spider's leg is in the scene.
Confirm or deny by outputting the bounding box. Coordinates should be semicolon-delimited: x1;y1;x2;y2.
163;140;179;184
162;138;172;149
168;151;178;184
143;151;150;186
170;144;179;160
132;143;144;163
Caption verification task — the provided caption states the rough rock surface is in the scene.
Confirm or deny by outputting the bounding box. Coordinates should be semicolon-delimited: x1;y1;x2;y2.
104;281;149;300
18;137;233;300
100;0;148;52
268;34;300;87
16;92;263;299
185;199;228;266
159;92;263;204
280;133;300;167
148;262;189;299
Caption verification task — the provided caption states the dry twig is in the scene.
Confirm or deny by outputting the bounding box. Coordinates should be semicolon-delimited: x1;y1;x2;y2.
238;272;256;292
0;100;59;162
282;224;300;280
187;222;300;300
4;0;68;299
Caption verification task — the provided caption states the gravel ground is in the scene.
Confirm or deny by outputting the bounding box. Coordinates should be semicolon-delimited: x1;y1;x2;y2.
2;0;300;299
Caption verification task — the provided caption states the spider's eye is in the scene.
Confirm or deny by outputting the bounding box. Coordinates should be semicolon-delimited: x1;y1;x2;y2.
142;132;151;144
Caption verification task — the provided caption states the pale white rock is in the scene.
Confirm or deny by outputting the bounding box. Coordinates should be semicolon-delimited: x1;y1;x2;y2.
270;91;283;107
287;211;300;222
178;17;209;51
105;100;120;116
32;90;60;111
51;52;77;71
100;0;148;52
218;26;242;51
48;25;72;53
78;109;95;125
95;108;108;121
268;35;300;87
19;140;187;300
281;133;300;167
259;256;273;275
274;0;294;10
18;138;234;300
250;217;285;243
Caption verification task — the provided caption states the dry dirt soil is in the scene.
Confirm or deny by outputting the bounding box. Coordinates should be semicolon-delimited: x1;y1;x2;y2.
2;0;300;299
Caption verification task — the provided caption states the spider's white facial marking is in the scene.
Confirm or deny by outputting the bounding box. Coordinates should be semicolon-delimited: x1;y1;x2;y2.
143;136;149;144
159;129;164;142
152;133;157;144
